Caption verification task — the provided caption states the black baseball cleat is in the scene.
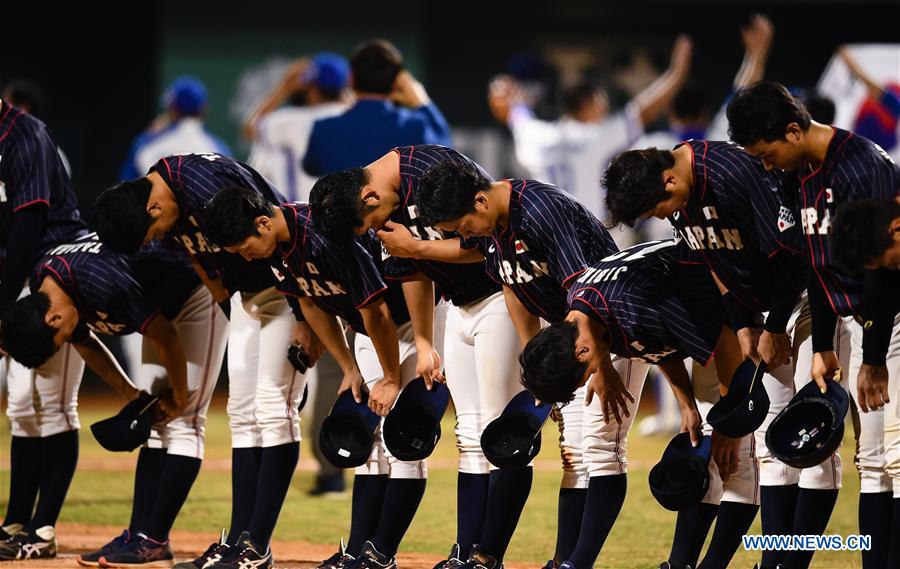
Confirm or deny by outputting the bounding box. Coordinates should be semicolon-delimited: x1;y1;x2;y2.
316;538;355;569
78;530;131;567
98;532;173;567
432;544;465;569
0;524;23;543
0;526;58;561
206;531;272;569
346;541;396;569
658;563;693;569
463;545;502;569
172;530;230;569
540;561;558;569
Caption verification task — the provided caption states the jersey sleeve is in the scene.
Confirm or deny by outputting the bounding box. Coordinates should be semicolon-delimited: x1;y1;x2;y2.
384;256;421;281
321;240;388;309
6;126;58;212
87;257;161;333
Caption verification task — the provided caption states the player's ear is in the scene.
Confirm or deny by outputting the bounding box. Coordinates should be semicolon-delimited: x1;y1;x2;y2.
890;217;900;240
474;192;489;210
361;187;379;204
44;309;62;329
785;123;804;144
255;215;272;233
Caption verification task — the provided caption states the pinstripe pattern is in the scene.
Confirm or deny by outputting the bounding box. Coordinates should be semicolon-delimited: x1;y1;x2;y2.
385;145;499;306
152;153;287;294
794;128;900;317
670;140;804;314
465;178;618;322
0;102;87;260
568;240;722;364
273;203;409;334
31;234;192;336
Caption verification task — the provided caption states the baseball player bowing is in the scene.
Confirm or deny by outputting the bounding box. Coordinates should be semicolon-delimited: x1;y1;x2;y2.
392;157;655;569
204;186;426;569
604;138;829;569
309;145;524;569
519;240;756;569
92;153;313;569
1;234;227;566
0;96;88;560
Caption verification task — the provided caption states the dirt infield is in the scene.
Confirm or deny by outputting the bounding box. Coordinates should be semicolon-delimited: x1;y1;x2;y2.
4;523;529;569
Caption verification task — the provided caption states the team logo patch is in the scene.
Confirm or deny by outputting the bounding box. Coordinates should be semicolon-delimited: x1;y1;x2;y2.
514;240;529;254
488;244;496;253
777;206;795;232
825;188;833;204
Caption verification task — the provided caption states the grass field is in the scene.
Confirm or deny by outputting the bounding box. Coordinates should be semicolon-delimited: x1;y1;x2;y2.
0;394;866;568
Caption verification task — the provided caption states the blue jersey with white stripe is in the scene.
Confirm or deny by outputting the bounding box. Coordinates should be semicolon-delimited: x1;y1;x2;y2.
151;153;287;294
0;102;87;257
671;140;805;314
385;145;499;306
568;240;723;364
274;203;409;334
462;179;618;322
794;128;900;317
30;234;196;336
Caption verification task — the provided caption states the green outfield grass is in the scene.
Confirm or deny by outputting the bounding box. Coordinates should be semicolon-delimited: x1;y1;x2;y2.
0;397;865;568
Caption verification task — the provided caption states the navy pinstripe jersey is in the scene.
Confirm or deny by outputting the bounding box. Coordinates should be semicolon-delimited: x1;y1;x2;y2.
794;128;900;317
670;140;805;313
568;240;723;365
150;153;287;294
273;203;409;335
29;234;195;336
0;102;87;258
386;145;499;306
461;179;619;322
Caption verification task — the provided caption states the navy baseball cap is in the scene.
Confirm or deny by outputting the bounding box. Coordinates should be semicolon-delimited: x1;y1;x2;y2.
163;76;207;115
766;377;849;469
320;389;381;469
481;390;552;469
384;378;450;461
708;359;770;438
649;432;713;511
90;393;160;452
304;53;350;93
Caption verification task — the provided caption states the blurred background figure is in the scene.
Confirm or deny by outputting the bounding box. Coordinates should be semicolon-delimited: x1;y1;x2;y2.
838;46;900;158
488;36;693;248
3;79;71;176
119;75;231;181
244;53;350;203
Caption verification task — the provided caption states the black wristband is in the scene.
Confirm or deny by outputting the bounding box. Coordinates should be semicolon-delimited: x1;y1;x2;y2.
723;293;759;331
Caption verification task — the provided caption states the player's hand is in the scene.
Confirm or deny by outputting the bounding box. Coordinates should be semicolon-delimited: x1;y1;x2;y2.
391;71;429;108
736;327;761;362
857;363;890;413
369;377;401;416
741;14;774;57
811;351;839;393
669;35;693;77
487;74;526;123
758;331;792;370
338;366;365;404
158;388;189;422
585;357;634;424
377;221;420;258
416;347;444;389
711;431;741;482
292;321;325;365
680;404;703;447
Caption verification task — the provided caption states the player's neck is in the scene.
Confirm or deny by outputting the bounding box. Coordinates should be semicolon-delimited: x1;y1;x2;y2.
803;122;835;168
147;172;179;210
672;145;695;189
492;180;512;229
272;207;290;244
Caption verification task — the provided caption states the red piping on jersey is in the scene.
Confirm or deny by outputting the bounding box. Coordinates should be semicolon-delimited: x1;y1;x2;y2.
138;308;162;334
562;269;587;289
0;103;13;125
0;109;23;143
162;158;173;180
12;199;50;212
176;155;184;185
574;288;633;358
355;285;388;309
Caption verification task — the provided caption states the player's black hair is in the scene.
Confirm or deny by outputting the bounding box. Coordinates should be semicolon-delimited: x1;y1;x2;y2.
92;178;154;255
672;84;708;122
417;161;493;226
204;186;275;247
603;148;675;227
801;92;836;125
832;198;900;275
726;81;812;147
309;168;373;241
3;79;48;118
350;39;403;95
562;81;602;117
519;321;587;404
0;292;57;369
